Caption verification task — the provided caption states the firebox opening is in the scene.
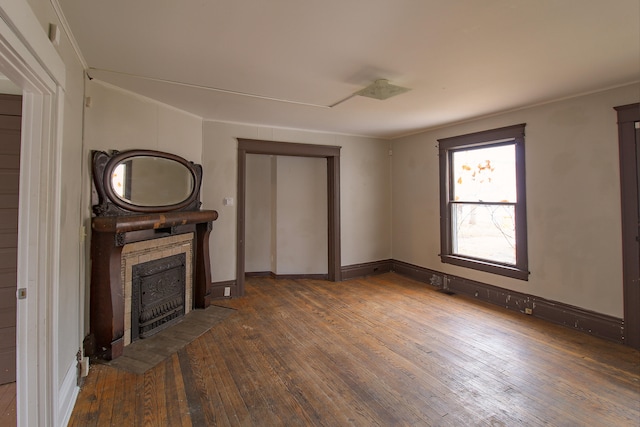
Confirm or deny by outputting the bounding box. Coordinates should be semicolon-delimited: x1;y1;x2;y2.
131;253;187;341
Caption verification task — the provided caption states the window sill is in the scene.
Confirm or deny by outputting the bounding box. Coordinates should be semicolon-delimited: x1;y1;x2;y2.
440;254;529;281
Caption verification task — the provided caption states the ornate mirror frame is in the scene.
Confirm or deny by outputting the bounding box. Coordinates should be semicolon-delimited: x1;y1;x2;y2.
92;149;203;216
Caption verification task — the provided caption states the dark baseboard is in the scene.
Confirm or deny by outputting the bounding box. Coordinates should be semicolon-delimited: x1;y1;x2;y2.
245;271;329;280
389;260;444;287
244;271;272;278
270;273;328;280
341;259;393;280
390;260;625;345
209;280;237;300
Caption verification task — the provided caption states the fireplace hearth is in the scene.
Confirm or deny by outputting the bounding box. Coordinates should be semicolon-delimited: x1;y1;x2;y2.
132;253;186;340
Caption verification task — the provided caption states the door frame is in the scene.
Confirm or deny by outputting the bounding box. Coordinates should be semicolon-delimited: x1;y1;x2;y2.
0;1;68;425
615;103;640;349
237;139;341;295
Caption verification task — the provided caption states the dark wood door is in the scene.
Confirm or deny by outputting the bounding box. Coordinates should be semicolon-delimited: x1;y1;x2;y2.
615;103;640;349
0;94;21;384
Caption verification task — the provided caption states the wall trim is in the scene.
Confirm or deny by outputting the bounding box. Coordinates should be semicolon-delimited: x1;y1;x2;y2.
389;260;624;344
210;280;237;300
0;2;69;425
615;102;640;349
271;273;328;280
245;271;329;280
341;259;392;280
57;362;80;427
236;139;342;298
244;271;272;278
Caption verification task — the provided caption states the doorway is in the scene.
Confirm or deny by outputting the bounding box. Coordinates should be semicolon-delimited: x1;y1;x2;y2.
245;154;328;277
237;139;341;296
0;94;21;387
0;94;20;425
615;102;640;349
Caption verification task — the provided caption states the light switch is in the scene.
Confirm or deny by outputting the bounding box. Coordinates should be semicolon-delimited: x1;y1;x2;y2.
223;197;234;206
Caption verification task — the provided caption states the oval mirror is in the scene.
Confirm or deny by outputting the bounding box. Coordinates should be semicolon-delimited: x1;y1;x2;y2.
92;149;203;216
110;155;195;207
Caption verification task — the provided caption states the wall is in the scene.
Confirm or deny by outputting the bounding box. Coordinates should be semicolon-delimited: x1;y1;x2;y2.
245;154;328;275
83;81;203;162
391;84;640;318
276;156;327;275
202;122;392;282
245;154;272;272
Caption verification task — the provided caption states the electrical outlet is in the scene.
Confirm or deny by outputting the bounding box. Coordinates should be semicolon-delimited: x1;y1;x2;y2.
81;357;90;377
525;308;533;315
224;287;231;297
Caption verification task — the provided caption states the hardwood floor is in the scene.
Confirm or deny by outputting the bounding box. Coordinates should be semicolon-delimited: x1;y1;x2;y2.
0;381;16;426
69;273;640;426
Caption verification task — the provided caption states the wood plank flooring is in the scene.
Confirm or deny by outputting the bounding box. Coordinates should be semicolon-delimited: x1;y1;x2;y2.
69;273;640;426
0;381;16;426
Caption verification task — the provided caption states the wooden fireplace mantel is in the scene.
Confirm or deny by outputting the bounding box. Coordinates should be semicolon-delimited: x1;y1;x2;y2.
90;209;218;360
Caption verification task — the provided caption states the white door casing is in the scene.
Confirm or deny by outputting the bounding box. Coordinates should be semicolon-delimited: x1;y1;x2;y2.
0;1;70;426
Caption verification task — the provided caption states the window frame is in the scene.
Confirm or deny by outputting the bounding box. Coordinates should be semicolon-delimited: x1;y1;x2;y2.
438;124;529;280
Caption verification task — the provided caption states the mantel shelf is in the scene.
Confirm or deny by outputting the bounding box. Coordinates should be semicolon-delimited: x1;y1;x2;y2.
92;210;218;234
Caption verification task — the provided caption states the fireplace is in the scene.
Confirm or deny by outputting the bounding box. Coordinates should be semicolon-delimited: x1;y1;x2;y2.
121;233;194;345
90;211;216;359
89;149;218;360
132;253;186;340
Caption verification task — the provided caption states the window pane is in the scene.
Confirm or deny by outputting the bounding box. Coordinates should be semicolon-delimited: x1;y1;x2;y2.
452;203;516;265
452;144;516;203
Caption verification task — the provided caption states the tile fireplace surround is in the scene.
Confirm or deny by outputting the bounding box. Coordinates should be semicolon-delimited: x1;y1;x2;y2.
121;233;193;346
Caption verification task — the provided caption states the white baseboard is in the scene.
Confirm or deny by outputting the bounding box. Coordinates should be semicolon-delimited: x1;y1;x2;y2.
57;362;79;427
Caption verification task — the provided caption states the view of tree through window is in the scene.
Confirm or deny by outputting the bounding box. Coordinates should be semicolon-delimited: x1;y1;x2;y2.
451;144;516;264
438;124;528;280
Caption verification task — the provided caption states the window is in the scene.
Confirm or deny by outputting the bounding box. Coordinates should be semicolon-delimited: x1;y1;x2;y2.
438;124;528;280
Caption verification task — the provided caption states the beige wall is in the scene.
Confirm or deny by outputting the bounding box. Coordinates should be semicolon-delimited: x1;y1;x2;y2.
391;84;640;317
245;154;328;275
245;154;272;272
275;156;327;275
202;122;392;282
83;81;203;162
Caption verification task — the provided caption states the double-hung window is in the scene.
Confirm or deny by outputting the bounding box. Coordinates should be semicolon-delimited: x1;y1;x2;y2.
438;124;529;280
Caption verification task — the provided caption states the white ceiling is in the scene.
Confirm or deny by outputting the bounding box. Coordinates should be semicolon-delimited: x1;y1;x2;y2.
57;0;639;139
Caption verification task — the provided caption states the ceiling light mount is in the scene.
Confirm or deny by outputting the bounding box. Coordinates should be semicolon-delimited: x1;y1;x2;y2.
329;79;411;108
355;79;411;100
